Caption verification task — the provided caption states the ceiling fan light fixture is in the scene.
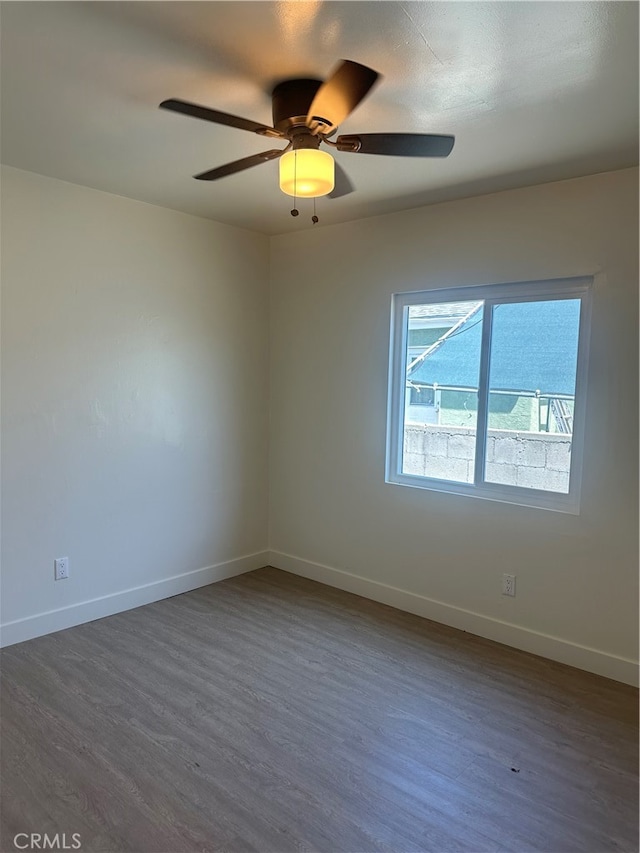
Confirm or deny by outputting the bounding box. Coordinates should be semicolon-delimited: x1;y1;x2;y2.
279;149;335;198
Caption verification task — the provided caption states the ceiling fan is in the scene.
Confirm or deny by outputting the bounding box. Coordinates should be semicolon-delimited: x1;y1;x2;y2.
159;60;454;205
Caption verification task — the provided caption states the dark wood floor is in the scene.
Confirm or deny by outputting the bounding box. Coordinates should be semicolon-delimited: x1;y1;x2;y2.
1;568;637;853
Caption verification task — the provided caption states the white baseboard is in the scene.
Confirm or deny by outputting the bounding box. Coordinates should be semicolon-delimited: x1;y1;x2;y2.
0;551;269;648
269;550;639;687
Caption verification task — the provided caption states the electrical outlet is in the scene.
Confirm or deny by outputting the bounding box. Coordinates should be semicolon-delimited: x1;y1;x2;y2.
54;557;69;581
502;573;516;597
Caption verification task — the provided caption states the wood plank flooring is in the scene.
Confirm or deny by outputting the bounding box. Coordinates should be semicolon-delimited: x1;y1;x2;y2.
1;567;637;852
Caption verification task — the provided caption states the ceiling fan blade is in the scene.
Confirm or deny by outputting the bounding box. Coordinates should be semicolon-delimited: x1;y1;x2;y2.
160;99;283;138
194;149;284;181
328;162;355;199
306;61;379;135
336;133;455;157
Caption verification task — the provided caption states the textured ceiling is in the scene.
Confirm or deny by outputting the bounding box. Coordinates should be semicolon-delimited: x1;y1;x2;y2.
1;1;638;235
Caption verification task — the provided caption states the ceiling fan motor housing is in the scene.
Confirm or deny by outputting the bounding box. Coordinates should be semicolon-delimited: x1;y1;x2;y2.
271;79;323;135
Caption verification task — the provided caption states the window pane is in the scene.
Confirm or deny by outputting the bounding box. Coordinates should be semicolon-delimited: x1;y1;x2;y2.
402;300;483;483
483;299;581;493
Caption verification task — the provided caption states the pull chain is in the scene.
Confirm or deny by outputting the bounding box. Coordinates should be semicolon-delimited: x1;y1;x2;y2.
312;197;318;225
290;150;299;217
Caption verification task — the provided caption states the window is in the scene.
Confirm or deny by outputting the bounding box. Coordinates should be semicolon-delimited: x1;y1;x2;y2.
386;278;592;513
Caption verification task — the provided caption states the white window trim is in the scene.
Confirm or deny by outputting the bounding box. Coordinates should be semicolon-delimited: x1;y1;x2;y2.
386;277;593;514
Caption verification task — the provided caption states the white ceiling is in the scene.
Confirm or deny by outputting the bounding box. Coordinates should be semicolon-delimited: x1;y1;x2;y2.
1;1;638;235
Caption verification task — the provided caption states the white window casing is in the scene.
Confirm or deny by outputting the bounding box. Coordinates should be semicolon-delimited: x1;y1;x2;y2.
386;277;593;514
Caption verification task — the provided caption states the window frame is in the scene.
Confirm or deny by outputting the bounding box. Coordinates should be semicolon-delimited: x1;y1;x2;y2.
386;277;593;514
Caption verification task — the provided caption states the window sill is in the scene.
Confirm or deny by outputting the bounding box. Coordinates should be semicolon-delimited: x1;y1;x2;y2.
385;472;580;514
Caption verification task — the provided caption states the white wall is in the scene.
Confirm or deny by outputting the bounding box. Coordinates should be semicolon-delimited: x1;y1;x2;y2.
1;166;270;643
269;168;639;684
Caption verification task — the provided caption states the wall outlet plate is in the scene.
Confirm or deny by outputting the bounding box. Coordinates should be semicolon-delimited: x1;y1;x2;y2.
502;573;516;597
54;557;69;580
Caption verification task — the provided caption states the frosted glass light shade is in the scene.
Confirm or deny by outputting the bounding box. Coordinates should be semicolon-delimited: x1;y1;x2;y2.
279;149;335;198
